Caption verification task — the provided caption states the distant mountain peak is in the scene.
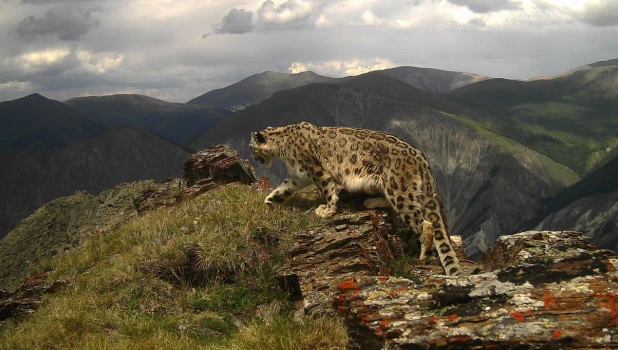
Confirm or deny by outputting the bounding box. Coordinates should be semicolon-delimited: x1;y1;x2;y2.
20;93;49;102
187;70;336;108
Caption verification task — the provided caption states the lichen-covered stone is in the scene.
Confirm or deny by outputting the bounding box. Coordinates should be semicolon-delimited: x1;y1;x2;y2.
279;209;473;317
182;144;257;187
279;211;397;316
335;230;618;349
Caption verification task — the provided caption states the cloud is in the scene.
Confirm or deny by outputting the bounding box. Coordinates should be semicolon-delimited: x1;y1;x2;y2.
16;48;70;72
0;80;33;93
215;8;253;34
448;0;518;13
361;10;383;26
257;0;324;30
75;49;124;74
1;0;617;104
577;0;618;27
213;0;333;34
12;5;100;41
289;58;395;77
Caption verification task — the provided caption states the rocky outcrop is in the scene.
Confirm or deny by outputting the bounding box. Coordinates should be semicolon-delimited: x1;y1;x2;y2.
279;211;399;316
181;144;257;187
0;273;66;324
136;145;258;211
279;210;477;317
333;231;618;349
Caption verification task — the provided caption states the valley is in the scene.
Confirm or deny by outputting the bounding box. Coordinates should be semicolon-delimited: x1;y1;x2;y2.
1;59;616;260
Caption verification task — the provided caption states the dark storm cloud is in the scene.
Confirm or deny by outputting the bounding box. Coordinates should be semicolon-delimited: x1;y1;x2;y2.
578;0;618;27
448;0;518;13
215;8;253;34
12;5;100;41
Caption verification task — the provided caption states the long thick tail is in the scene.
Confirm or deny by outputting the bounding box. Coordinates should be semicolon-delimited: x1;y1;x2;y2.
423;197;462;276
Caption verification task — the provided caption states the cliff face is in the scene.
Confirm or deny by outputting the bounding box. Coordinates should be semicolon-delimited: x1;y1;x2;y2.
536;190;618;254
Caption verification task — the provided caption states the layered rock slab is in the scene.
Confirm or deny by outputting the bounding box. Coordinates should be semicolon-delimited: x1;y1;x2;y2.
279;210;399;316
279;209;474;317
335;231;618;349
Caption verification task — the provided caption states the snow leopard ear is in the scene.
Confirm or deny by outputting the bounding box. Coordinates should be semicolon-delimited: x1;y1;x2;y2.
254;131;266;144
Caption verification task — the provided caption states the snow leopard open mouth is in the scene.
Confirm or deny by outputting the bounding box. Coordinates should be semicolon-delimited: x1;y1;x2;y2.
254;155;265;164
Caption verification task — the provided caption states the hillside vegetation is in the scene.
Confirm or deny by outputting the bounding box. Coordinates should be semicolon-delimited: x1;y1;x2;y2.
447;61;618;175
0;184;347;349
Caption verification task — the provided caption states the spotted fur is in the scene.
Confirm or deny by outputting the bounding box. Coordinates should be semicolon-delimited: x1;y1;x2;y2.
249;122;462;276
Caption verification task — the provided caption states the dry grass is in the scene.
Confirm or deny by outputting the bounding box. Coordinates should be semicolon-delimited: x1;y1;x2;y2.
215;316;348;350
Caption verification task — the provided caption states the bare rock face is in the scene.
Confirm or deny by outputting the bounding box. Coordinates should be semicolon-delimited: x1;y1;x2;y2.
279;211;399;316
334;230;618;349
181;144;257;187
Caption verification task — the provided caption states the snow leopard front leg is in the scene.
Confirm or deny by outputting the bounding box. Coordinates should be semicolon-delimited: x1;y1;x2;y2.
310;166;340;218
265;174;312;206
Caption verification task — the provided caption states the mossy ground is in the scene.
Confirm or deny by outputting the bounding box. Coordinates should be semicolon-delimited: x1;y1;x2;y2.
0;184;348;349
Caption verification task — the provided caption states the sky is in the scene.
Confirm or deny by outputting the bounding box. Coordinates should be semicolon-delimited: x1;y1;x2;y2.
0;0;617;103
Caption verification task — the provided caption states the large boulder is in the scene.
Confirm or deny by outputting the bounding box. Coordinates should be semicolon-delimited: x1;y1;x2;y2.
181;144;257;187
335;230;618;349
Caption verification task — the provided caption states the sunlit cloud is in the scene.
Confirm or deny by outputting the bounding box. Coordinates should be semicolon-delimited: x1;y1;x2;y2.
289;58;395;77
16;48;70;72
76;49;124;74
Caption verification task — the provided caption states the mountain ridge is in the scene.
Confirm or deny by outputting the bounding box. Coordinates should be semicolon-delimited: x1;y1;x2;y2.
65;93;231;145
447;59;618;175
0;126;191;240
0;93;110;154
187;70;340;110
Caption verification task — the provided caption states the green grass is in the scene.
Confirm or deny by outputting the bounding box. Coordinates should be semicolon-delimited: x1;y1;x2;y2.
0;184;347;349
440;112;580;186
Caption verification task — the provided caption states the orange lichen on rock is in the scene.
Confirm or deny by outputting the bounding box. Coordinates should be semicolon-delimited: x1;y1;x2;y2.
543;289;556;308
510;311;525;323
339;280;357;290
